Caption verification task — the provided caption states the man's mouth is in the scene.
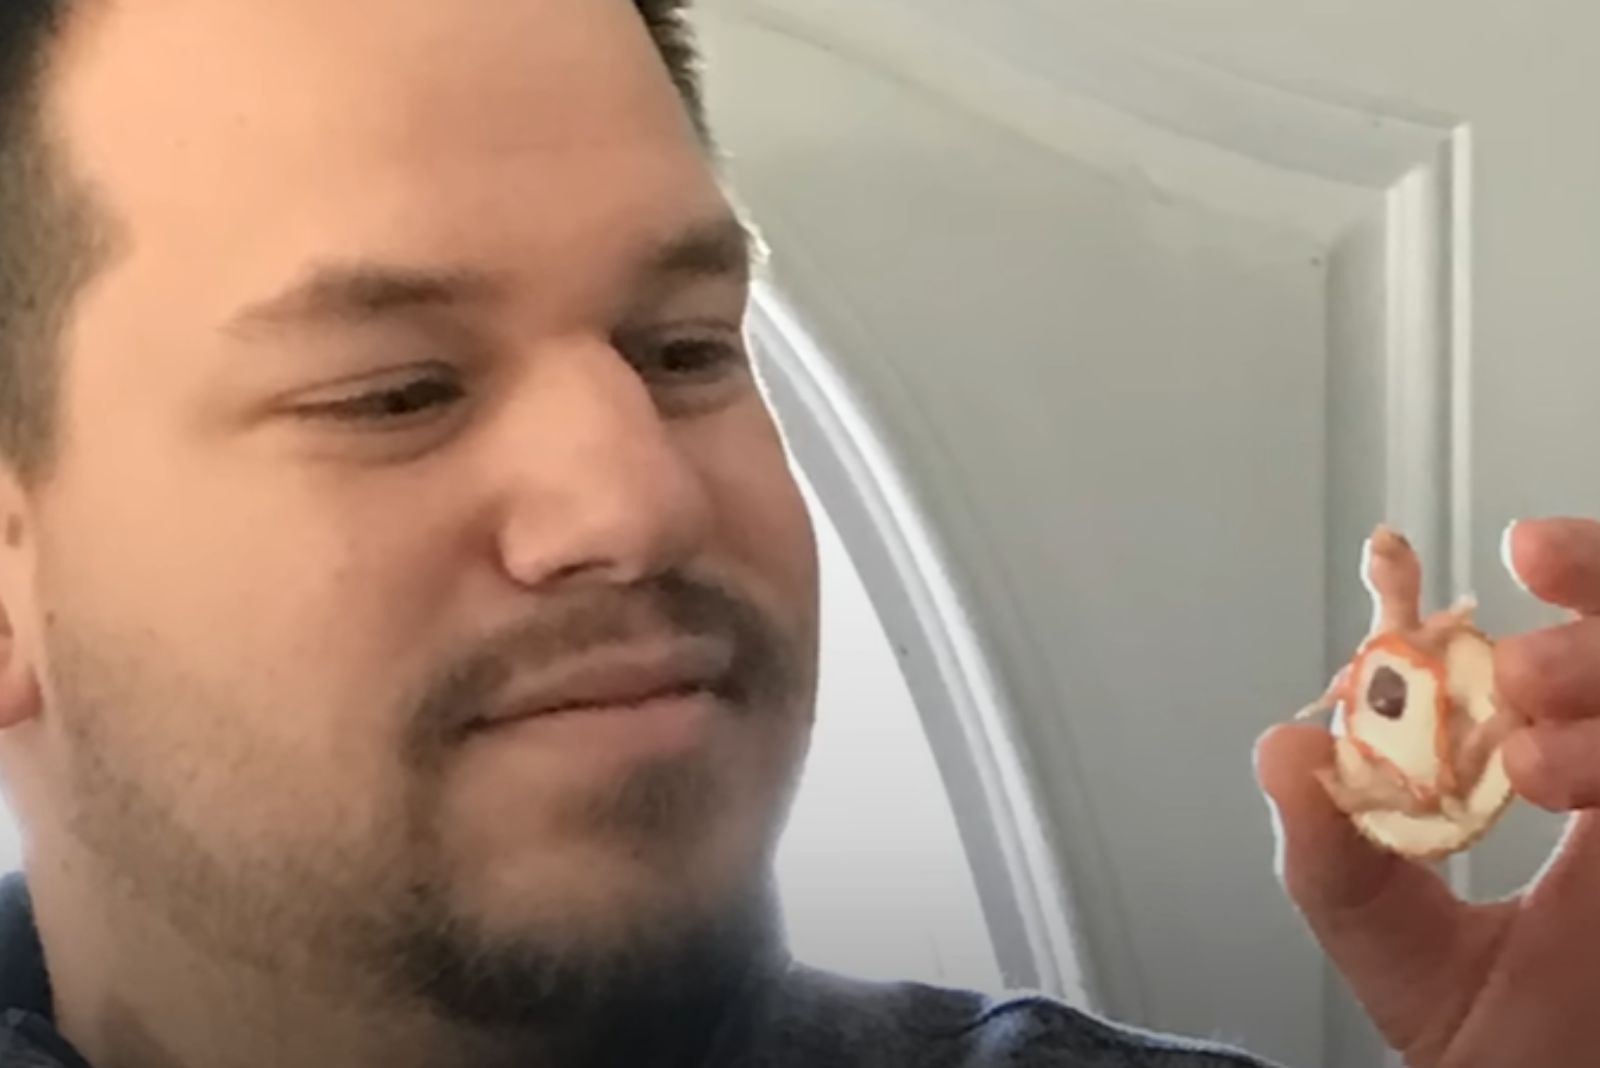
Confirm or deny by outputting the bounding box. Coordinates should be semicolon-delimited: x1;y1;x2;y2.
469;638;734;731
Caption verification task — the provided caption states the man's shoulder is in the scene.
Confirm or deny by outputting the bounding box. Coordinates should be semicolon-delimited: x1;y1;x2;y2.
740;964;1281;1068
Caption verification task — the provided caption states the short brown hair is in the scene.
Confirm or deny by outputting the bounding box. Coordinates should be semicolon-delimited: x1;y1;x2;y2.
635;0;710;141
0;0;710;484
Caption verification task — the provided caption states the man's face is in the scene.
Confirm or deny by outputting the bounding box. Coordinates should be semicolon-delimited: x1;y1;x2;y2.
4;0;818;1019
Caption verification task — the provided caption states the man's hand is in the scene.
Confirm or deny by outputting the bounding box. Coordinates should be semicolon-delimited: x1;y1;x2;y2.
1255;517;1600;1068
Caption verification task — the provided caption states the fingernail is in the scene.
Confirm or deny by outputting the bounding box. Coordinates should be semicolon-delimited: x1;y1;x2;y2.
1501;519;1530;593
1264;794;1288;879
1251;732;1271;782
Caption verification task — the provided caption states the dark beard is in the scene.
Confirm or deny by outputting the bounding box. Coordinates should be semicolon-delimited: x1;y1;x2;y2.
391;872;787;1068
382;569;801;1058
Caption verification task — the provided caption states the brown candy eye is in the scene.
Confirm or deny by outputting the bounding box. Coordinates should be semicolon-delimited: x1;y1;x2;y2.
1367;666;1407;719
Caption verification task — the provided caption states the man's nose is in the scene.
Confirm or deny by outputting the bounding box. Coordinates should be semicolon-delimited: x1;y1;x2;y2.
491;343;714;590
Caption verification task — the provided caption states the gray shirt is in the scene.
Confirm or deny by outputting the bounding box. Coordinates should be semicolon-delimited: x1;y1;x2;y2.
703;962;1285;1067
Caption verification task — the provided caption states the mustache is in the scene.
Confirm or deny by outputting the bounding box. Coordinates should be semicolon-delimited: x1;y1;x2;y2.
404;572;797;759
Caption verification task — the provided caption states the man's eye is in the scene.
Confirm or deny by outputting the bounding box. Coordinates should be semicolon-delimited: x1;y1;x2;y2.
296;375;465;423
634;335;746;385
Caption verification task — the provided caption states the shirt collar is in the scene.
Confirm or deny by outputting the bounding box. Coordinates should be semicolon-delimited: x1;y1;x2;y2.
0;871;53;1023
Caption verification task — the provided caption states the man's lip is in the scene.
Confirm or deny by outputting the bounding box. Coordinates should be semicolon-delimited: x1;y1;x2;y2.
470;640;732;729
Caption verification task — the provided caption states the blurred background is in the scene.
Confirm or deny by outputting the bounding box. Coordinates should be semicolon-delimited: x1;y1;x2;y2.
686;1;1600;1066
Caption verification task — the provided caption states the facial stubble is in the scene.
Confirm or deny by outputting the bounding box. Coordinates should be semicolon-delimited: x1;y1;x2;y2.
43;571;804;1061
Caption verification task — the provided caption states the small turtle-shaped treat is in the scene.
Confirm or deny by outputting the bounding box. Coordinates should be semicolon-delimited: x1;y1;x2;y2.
1296;525;1520;859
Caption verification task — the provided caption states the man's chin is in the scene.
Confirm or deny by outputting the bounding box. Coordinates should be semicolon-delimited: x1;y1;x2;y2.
442;736;729;860
458;860;724;957
447;793;755;931
390;867;783;1035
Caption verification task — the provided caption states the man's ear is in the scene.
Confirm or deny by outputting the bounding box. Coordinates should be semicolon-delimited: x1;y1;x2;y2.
0;500;43;732
0;611;40;732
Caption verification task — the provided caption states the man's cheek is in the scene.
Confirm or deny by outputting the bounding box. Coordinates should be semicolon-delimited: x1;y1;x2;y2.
716;463;815;587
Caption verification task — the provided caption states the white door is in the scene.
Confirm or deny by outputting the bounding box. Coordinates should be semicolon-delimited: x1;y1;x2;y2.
695;2;1592;1066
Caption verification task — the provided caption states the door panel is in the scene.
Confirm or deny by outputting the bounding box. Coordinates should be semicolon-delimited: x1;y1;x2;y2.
697;2;1589;1064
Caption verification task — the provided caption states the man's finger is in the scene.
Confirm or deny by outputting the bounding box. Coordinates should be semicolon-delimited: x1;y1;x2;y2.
1503;517;1600;615
1494;617;1600;722
1255;723;1473;1053
1504;719;1600;812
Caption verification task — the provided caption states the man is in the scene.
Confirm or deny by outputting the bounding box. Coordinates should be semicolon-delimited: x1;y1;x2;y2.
0;0;1595;1065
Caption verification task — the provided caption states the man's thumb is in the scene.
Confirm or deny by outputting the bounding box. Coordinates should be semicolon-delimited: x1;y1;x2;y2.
1256;723;1415;914
1255;722;1474;1051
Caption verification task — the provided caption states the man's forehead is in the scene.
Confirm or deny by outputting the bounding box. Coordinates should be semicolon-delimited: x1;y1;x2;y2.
48;0;696;198
43;0;719;328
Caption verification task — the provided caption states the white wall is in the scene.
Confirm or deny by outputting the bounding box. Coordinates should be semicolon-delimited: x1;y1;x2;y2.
698;3;1600;1064
0;804;18;874
775;470;1003;993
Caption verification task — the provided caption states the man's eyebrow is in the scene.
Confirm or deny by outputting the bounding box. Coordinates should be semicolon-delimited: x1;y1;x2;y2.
225;216;758;338
642;215;759;283
226;265;504;337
